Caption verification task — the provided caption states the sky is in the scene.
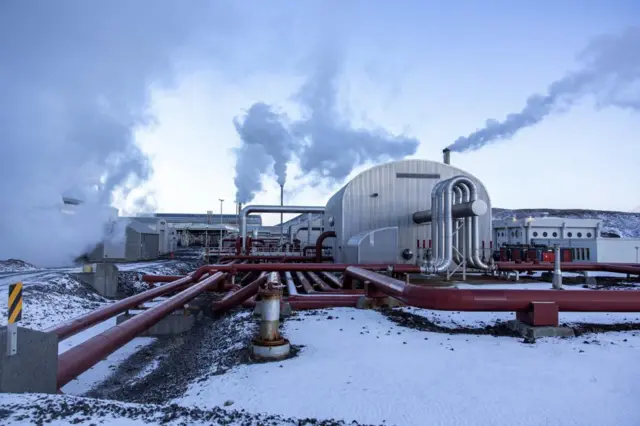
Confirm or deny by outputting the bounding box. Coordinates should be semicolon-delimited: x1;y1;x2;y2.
132;1;640;223
1;0;639;264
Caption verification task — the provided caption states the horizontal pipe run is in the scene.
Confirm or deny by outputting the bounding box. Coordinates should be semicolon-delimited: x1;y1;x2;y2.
211;275;268;315
345;267;640;312
319;272;343;289
220;255;332;262
49;273;192;341
57;272;227;389
204;263;423;274
413;199;488;224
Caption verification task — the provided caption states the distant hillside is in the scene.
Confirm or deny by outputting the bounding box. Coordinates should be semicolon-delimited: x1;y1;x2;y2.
492;208;640;238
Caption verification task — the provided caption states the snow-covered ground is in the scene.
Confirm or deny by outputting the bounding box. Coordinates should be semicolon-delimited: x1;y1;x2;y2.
2;262;640;425
172;307;640;426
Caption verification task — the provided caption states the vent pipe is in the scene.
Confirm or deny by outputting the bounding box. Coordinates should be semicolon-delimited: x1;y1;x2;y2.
280;184;284;247
443;148;451;165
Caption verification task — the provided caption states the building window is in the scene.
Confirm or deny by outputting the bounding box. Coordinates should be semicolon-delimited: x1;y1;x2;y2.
587;232;592;238
577;232;582;238
533;232;538;237
586;248;590;260
552;232;557;237
511;231;515;237
567;232;573;237
543;232;548;237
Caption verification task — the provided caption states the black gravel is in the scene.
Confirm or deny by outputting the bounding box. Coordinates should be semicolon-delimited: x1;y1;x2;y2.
86;304;257;404
1;395;379;425
381;307;520;337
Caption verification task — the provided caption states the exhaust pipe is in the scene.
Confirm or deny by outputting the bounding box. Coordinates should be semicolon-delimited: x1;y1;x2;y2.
443;148;451;165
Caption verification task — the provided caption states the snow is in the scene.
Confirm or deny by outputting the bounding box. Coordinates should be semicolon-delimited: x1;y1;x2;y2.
175;307;640;426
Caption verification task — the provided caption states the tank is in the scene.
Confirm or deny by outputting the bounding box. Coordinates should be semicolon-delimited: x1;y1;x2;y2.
324;159;492;264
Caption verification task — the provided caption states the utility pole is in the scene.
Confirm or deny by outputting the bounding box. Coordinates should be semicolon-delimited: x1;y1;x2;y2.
219;199;224;256
206;210;212;264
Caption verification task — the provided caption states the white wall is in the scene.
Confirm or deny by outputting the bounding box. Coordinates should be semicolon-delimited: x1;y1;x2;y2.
597;239;640;263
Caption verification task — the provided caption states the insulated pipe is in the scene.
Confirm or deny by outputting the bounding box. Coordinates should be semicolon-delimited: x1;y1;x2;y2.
432;177;475;273
284;271;298;296
319;271;343;289
464;179;491;271
57;272;227;388
345;267;640;312
211;274;268;315
452;186;463;264
306;271;333;291
430;180;446;266
219;255;330;262
48;265;211;341
552;244;563;289
412;200;488;224
240;205;325;253
295;271;316;293
457;181;477;269
315;230;337;262
202;263;424;274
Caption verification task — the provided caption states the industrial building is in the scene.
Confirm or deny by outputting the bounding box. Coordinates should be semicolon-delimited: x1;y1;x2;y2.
87;219;161;262
323;157;492;265
493;216;640;264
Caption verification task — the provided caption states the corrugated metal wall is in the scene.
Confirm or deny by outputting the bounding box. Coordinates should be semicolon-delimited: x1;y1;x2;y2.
324;159;493;264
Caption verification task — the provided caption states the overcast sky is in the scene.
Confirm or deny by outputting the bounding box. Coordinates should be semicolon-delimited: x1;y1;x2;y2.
4;1;640;231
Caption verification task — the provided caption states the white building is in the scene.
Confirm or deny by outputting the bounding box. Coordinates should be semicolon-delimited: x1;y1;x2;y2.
493;217;640;263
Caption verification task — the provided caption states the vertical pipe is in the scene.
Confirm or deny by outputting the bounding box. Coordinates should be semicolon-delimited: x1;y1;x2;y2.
552;244;563;289
307;213;312;250
280;184;284;249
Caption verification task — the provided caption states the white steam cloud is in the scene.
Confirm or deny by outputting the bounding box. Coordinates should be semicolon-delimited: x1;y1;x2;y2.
448;26;640;152
233;52;420;204
0;1;217;266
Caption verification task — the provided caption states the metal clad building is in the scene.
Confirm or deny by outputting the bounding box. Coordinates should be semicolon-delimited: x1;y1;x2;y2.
324;159;493;264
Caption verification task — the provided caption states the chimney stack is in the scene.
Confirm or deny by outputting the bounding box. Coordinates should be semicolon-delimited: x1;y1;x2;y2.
443;148;451;165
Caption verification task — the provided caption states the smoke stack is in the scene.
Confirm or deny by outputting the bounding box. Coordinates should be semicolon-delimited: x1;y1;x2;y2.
280;184;284;242
442;148;451;165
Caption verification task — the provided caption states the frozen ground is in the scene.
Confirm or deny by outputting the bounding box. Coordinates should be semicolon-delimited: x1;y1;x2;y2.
2;264;640;425
172;307;640;426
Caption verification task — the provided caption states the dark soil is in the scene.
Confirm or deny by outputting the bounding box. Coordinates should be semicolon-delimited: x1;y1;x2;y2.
86;304;256;404
380;307;520;337
571;323;640;336
1;395;378;425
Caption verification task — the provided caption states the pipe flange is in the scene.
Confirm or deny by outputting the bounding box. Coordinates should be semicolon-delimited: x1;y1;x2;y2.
253;337;288;347
252;338;291;360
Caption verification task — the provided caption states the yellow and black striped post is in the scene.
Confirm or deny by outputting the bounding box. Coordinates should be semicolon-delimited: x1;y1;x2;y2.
6;281;22;356
8;282;23;324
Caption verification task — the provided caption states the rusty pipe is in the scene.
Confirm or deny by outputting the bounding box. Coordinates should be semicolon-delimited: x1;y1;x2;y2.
203;263;423;273
49;270;197;341
220;255;332;262
211;274;269;315
57;272;227;388
345;267;640;312
315;231;336;263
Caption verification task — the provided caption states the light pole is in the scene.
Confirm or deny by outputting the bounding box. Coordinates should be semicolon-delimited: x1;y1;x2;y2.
219;199;224;255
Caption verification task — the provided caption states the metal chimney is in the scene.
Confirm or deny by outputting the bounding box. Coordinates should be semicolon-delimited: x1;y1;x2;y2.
443;148;451;165
280;184;284;246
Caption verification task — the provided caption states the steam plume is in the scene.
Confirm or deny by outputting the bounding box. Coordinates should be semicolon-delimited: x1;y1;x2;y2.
448;26;640;152
233;52;419;203
0;1;212;266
